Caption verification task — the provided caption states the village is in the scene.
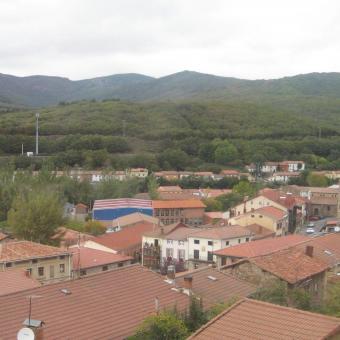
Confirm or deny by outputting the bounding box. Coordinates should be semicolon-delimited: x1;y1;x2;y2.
1;160;340;339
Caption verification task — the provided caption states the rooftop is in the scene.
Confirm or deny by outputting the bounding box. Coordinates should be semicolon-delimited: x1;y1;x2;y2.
214;234;309;258
152;199;206;209
0;264;189;339
189;226;253;240
94;222;158;251
69;246;133;270
157;185;182;192
250;247;328;284
244;224;275;240
189;298;340;340
143;222;188;238
0;241;69;263
164;226;199;241
253;206;287;220
175;267;255;308
0;268;41;296
111;212;160;229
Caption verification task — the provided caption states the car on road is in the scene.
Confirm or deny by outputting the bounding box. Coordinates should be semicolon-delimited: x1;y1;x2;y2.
306;227;315;234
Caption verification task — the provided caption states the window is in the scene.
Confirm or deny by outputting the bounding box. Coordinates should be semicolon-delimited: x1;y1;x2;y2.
59;264;65;273
80;269;87;276
166;248;173;258
32;259;38;264
327;206;331;211
207;251;213;261
238;239;241;243
194;249;200;259
59;255;65;260
50;265;55;278
178;249;185;259
225;241;229;246
167;239;173;245
38;267;44;276
154;239;159;247
102;265;108;271
194;240;200;245
178;240;184;246
5;262;12;268
246;237;249;242
208;241;213;246
118;262;124;267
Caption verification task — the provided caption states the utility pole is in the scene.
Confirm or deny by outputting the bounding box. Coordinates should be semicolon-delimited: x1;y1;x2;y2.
122;120;126;137
21;143;24;156
35;112;40;155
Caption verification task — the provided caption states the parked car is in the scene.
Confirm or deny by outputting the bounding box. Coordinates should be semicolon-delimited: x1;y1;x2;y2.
309;216;321;221
306;227;315;234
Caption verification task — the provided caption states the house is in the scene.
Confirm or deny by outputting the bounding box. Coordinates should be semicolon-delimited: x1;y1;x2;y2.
229;206;289;236
244;223;275;240
154;171;180;180
152;199;206;226
92;198;153;222
157;185;183;194
108;212;160;233
231;193;287;217
280;160;305;172
0;268;41;296
220;169;241;178
320;220;340;233
203;211;225;225
187;226;254;269
84;221;159;260
69;246;132;277
128;168;148;178
0;241;72;283
173;267;255;308
214;234;309;268
72;202;89;221
189;298;340;340
193;171;214;179
52;227;94;247
0;264;189;340
268;171;300;183
261;161;280;173
222;246;328;305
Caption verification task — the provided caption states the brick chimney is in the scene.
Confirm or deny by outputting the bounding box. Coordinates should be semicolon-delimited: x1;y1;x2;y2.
305;245;314;257
183;276;193;290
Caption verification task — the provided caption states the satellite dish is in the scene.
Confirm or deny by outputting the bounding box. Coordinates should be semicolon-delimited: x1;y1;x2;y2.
17;327;35;340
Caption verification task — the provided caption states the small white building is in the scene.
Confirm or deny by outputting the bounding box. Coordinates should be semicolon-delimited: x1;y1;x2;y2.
268;171;300;183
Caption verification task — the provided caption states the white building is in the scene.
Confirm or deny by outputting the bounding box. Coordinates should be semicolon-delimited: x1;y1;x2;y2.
268;172;300;183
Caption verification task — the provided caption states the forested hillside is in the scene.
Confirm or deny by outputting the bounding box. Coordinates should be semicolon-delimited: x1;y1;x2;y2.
2;71;340;107
1;96;340;171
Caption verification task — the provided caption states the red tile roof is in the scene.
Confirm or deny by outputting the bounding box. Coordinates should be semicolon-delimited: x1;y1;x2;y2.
259;188;304;209
0;268;41;296
111;212;160;229
244;224;275;240
189;226;253;240
69;246;132;270
152;199;206;209
175;267;255;308
189;298;340;340
94;222;157;251
254;206;287;220
250;247;328;284
0;264;189;340
214;234;309;258
221;169;240;175
0;241;69;263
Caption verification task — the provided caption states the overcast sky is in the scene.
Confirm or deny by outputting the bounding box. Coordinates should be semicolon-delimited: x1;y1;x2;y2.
1;0;339;80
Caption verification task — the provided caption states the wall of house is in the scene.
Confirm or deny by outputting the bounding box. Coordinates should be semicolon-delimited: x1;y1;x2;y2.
1;255;72;283
308;203;338;217
155;207;205;226
232;196;286;217
162;239;188;261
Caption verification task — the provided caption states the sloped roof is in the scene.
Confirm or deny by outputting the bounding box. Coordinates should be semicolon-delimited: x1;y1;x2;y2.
189;298;340;340
0;264;189;340
152;199;206;209
143;222;188;238
69;246;132;270
189;226;253;240
244;224;275;240
94;222;157;251
0;241;69;263
250;247;328;284
214;234;309;258
157;186;182;192
164;226;199;241
111;212;160;229
254;206;287;220
0;268;41;296
175;267;255;308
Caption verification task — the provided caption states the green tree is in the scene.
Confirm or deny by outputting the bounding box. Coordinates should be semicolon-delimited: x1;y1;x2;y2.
7;189;63;244
306;173;328;187
203;198;223;212
232;181;256;198
147;176;159;199
83;220;106;236
214;140;238;165
129;311;188;340
183;297;207;333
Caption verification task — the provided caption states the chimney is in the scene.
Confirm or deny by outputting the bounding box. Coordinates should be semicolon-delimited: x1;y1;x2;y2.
305;245;314;257
183;276;193;290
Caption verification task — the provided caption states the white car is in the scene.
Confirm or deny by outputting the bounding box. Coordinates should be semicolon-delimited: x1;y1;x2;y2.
306;227;315;234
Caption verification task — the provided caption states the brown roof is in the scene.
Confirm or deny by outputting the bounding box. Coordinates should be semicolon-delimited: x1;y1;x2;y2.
52;227;94;244
152;199;206;209
204;212;224;219
164;226;199;241
175;267;255;308
214;234;309;258
0;241;69;263
143;222;188;238
157;185;182;192
221;169;240;175
69;246;132;270
189;298;340;340
111;212;160;229
0;268;41;296
0;232;9;241
189;226;253;240
94;222;157;251
244;224;275;240
250;247;328;284
254;206;287;220
0;264;189;340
